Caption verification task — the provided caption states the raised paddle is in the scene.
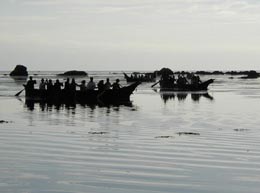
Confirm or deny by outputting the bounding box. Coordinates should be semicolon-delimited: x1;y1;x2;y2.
151;80;160;88
15;89;24;97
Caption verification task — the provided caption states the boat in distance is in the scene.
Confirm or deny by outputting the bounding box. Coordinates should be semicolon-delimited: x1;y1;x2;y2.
123;72;156;83
159;79;214;91
24;81;140;105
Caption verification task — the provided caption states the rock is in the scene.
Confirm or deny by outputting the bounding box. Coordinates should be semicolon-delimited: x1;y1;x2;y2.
154;68;174;76
9;64;28;76
240;70;259;79
0;120;9;124
57;70;88;76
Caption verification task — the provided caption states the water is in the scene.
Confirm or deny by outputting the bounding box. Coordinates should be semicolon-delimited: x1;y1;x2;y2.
0;71;260;193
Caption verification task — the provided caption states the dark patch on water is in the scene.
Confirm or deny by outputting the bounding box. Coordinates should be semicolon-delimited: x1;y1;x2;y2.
0;120;11;124
155;135;174;138
88;131;109;135
176;132;200;136
234;128;249;132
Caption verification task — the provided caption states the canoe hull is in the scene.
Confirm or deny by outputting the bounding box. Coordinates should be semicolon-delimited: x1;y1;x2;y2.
159;79;214;91
24;82;140;105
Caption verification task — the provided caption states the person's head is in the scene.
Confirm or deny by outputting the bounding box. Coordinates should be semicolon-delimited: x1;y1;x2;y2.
49;79;52;83
90;77;93;81
106;78;110;82
82;80;86;84
66;78;70;82
116;79;120;83
56;79;59;83
29;76;33;80
41;78;44;82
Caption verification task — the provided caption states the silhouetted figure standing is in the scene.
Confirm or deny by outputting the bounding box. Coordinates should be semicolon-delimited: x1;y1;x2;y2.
64;78;70;91
79;80;87;92
104;78;111;90
39;78;46;90
97;80;104;92
70;78;77;92
47;79;53;92
112;79;121;90
54;79;63;92
86;77;96;90
26;76;36;90
39;78;46;98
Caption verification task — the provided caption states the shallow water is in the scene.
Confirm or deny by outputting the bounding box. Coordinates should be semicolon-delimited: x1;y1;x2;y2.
0;71;260;193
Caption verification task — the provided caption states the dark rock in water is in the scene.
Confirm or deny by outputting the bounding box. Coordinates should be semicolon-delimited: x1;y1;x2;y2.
177;132;200;136
195;71;213;75
58;70;88;76
0;120;9;124
240;70;259;79
154;68;174;76
9;64;28;76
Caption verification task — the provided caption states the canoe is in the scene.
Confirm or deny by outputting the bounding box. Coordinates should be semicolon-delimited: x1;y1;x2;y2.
123;73;156;83
24;81;140;105
159;79;214;91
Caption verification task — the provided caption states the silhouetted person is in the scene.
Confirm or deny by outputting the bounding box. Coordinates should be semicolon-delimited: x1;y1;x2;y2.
97;80;104;92
177;75;187;86
39;78;46;90
54;79;63;92
104;78;111;90
26;76;36;90
79;80;87;92
47;79;53;92
64;78;70;90
169;74;175;85
86;77;96;90
112;79;121;90
70;78;77;92
191;74;201;86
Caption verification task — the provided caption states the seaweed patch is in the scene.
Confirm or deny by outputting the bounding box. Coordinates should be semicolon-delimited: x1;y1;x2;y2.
176;132;200;136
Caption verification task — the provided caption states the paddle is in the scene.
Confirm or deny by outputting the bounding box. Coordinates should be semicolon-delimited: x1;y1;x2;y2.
151;80;160;88
15;89;24;97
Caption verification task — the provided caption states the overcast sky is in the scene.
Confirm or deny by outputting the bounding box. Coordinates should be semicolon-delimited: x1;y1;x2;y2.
1;0;260;71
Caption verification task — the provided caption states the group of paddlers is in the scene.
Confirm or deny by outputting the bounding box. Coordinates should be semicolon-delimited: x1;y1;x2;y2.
26;76;122;93
160;72;202;87
129;73;155;80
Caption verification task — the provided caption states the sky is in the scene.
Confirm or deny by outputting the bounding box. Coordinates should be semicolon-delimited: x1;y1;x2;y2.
1;0;260;71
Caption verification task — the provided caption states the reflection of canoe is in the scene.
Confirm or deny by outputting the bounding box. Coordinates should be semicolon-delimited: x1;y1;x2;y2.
159;91;214;103
24;82;140;104
124;73;156;83
160;79;214;91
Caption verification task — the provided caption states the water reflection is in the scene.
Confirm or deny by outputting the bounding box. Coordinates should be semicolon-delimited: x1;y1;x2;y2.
159;91;214;103
10;76;27;85
24;99;133;112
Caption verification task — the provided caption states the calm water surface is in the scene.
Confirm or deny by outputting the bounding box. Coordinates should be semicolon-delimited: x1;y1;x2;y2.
0;71;260;193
